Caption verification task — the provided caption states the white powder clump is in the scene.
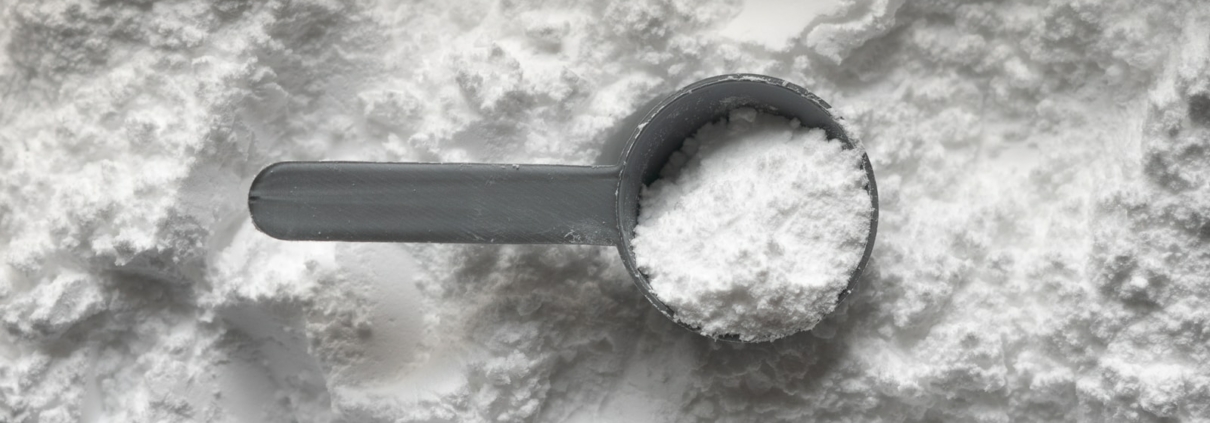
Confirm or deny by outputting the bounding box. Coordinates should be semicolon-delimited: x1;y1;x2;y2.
633;108;872;342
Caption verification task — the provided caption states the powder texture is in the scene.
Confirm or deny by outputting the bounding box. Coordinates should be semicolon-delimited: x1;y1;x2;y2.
633;108;871;342
2;0;1210;422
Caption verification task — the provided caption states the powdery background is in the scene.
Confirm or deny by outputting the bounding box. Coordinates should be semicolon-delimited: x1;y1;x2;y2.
2;0;1209;422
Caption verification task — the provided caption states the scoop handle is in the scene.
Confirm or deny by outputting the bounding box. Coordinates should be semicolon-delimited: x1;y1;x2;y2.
248;162;622;245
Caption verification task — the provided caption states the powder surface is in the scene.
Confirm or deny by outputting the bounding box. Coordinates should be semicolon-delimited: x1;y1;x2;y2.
633;108;871;342
3;1;1210;422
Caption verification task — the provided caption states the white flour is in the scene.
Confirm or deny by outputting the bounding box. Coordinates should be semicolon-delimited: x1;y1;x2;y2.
633;109;871;342
2;0;1209;422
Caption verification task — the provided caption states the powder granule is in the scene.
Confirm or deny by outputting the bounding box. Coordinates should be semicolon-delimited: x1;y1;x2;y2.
632;108;872;342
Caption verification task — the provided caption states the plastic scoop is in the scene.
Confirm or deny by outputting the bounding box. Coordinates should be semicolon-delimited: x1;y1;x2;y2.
248;73;879;342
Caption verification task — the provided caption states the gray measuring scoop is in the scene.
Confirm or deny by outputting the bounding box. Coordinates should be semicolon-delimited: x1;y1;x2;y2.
249;74;879;342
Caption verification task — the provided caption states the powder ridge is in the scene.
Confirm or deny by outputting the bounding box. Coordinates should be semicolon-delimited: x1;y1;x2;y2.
633;108;871;342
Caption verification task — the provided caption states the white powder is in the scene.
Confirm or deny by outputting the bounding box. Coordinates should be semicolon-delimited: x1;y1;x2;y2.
633;108;871;342
3;1;1210;422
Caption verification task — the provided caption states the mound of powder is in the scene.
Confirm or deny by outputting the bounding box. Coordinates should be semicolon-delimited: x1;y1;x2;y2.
632;108;873;342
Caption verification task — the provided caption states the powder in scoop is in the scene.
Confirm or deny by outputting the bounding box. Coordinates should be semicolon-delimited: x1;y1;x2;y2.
631;108;873;342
